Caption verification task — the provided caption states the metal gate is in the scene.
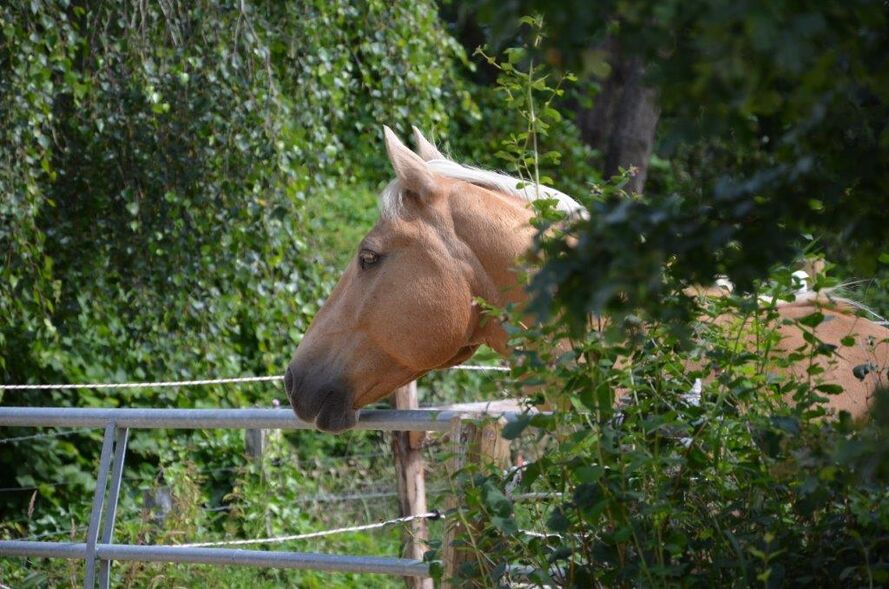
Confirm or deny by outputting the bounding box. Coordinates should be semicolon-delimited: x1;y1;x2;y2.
0;407;472;588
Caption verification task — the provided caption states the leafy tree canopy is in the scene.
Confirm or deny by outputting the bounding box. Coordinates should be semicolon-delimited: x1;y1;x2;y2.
448;0;889;325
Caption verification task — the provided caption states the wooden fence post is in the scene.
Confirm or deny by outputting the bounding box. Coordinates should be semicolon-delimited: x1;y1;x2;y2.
390;381;433;589
442;416;510;589
245;428;266;466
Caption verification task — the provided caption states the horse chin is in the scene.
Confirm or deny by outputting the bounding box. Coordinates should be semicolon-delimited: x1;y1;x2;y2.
315;404;358;434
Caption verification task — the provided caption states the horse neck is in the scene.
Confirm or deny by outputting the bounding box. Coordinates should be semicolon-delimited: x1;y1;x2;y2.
448;185;537;351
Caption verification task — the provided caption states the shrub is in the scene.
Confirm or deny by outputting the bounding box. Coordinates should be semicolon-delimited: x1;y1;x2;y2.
438;22;889;587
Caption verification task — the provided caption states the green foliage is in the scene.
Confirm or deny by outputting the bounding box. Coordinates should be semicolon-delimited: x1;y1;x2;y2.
0;0;472;537
447;292;889;586
4;2;888;586
446;19;598;200
435;28;889;587
2;429;408;587
447;1;889;325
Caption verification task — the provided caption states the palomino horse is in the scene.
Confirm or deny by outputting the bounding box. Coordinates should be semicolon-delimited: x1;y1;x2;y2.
285;126;889;432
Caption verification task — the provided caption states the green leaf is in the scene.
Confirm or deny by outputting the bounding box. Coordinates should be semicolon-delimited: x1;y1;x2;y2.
547;508;570;533
491;515;518;534
502;415;530;440
572;465;603;484
798;311;825;328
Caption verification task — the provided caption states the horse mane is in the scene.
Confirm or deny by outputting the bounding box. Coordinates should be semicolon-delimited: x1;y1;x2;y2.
378;153;886;328
776;288;888;325
379;158;586;219
715;273;888;325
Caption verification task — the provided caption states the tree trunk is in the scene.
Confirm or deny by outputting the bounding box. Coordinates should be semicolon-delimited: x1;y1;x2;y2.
576;39;660;194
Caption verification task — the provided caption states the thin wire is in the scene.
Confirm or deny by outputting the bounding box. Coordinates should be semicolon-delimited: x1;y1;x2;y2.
0;364;509;392
178;511;442;548
0;430;87;445
1;524;89;542
18;525;88;542
521;530;564;539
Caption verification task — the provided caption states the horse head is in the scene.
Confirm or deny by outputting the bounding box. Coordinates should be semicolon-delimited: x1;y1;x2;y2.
284;126;559;432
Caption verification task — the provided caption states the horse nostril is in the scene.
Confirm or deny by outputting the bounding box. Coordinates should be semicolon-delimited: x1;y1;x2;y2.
284;366;294;398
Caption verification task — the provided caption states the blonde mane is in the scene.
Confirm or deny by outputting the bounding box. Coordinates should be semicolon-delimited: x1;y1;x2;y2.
379;158;586;220
711;274;887;324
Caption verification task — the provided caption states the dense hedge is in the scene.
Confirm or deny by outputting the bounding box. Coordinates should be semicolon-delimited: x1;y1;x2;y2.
0;0;474;514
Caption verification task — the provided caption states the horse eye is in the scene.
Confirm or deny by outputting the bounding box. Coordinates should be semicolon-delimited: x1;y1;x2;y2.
358;249;380;270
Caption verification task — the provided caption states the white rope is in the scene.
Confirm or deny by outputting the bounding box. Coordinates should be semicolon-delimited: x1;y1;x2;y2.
0;375;283;390
178;511;442;548
0;365;508;391
521;530;564;539
452;365;510;372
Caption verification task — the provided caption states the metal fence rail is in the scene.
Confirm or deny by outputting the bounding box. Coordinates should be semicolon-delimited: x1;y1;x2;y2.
0;407;478;431
0;406;517;588
0;541;430;576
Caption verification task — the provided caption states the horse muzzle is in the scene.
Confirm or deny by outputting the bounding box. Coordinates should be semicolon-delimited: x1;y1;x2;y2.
284;363;358;433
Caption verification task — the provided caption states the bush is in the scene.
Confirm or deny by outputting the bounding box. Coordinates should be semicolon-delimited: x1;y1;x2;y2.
436;26;889;587
0;0;473;533
443;274;889;587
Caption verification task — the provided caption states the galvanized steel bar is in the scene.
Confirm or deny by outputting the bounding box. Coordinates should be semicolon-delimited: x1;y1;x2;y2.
0;540;87;559
83;423;116;589
0;407;517;432
98;427;129;589
95;544;430;576
0;541;430;576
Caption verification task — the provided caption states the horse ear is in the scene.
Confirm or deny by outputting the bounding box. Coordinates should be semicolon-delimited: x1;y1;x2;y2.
383;126;437;198
411;126;446;161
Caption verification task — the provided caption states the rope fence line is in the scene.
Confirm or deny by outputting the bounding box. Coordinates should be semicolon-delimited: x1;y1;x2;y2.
0;429;90;445
3;502;439;547
448;365;510;372
178;511;442;548
0;364;509;392
0;375;284;391
3;513;444;556
18;525;88;542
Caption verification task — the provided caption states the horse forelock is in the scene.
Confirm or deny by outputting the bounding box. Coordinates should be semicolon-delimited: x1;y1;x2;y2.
378;158;586;220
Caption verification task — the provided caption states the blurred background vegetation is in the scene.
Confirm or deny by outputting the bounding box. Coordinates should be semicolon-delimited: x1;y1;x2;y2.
1;0;887;586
